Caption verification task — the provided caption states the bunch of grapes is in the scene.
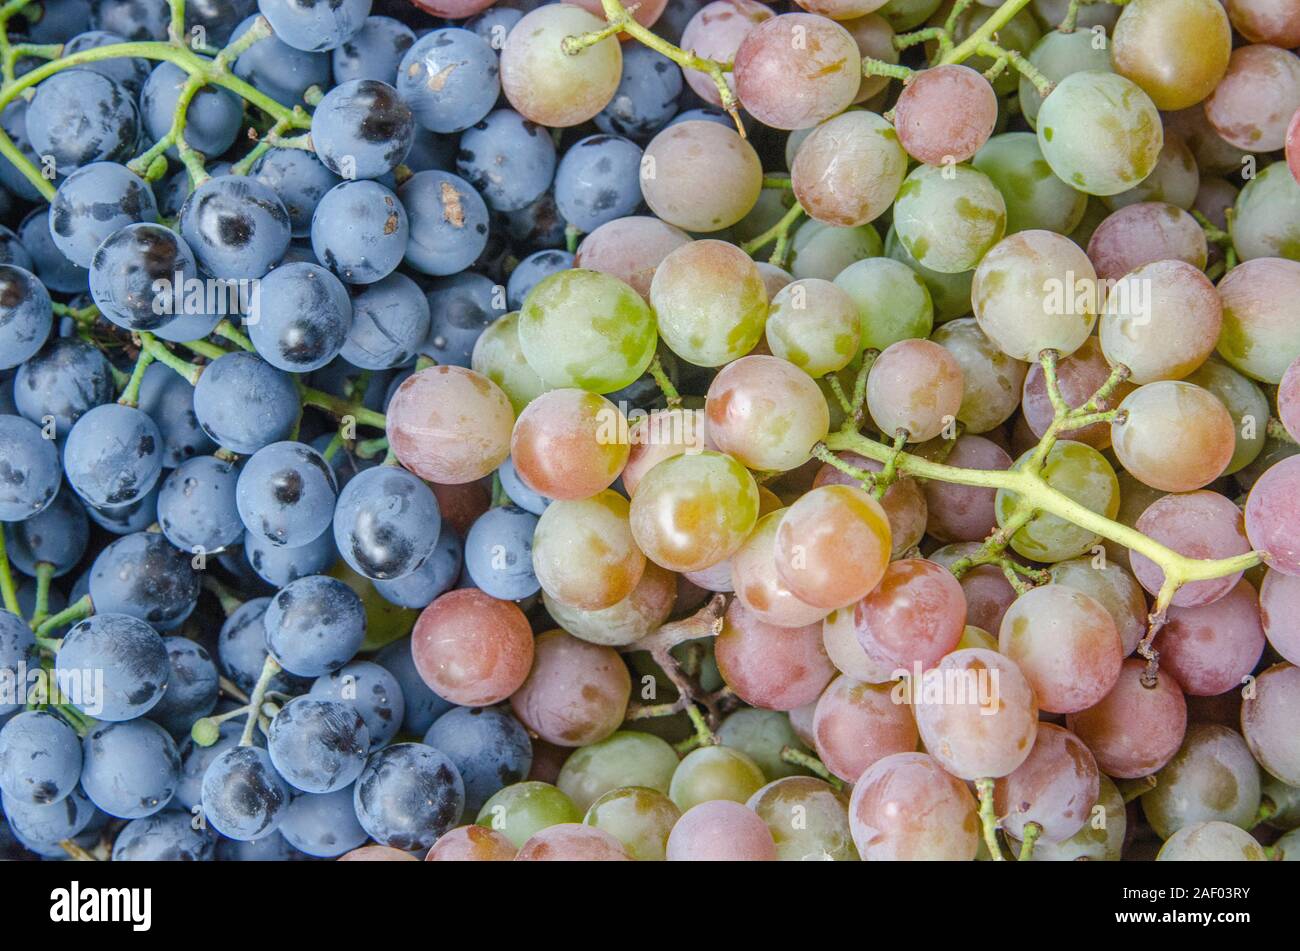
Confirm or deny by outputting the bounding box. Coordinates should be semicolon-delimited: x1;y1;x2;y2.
0;0;1298;866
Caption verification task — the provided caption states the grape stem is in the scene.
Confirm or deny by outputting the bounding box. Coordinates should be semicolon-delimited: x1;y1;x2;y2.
1118;774;1157;803
59;839;98;862
34;594;92;640
1135;576;1178;687
117;347;157;408
780;747;845;791
1267;418;1298;446
647;354;682;409
974;777;1007;860
940;0;1033;66
739;200;805;267
0;528;19;616
1017;822;1041;860
240;655;281;746
138;332;205;386
28;561;53;628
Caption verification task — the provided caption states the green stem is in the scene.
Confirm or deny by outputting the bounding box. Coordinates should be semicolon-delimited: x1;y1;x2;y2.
780;747;846;791
29;561;53;627
213;319;254;351
176;338;229;361
1018;822;1041;860
240;655;280;746
35;594;93;639
647;354;681;409
138;332;204;385
740;201;804;261
940;0;1033;65
299;386;387;431
0;528;19;616
117;348;156;407
975;778;1006;861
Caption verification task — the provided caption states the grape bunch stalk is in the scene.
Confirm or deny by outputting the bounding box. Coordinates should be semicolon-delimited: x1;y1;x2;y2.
0;0;1299;865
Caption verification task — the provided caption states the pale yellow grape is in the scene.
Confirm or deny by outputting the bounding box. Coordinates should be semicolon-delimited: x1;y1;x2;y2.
640;121;763;232
705;355;830;472
649;239;767;367
833;257;934;352
764;279;860;377
1098;259;1222;383
470;312;550;415
1110;381;1235;492
892;163;1007;274
499;5;622;127
531;490;645;611
995;440;1121;563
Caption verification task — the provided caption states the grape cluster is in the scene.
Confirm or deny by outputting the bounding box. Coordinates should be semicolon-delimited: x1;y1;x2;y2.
0;0;1299;865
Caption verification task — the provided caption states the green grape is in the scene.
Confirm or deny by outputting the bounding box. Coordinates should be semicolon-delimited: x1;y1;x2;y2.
1184;358;1270;475
1141;724;1262;840
517;269;657;393
470;312;550;415
931;317;1028;433
788;219;884;282
717;708;815;781
1216;257;1300;384
476;781;583;847
833;257;934;352
972;132;1088;235
556;731;680;812
583;786;681;861
995;440;1121;562
1016;773;1127;861
892;164;1007;274
1156;821;1267;861
1110;0;1232;112
1102;132;1200;211
747;776;859;861
879;0;943;30
650;239;768;367
668;745;767;811
329;562;420;653
884;226;973;323
1035;71;1163;197
1018;29;1113;130
764;279;860;377
1231;161;1300;262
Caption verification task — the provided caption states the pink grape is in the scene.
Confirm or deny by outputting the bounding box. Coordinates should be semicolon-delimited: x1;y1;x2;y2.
922;435;1011;543
1085;201;1208;283
510;630;631;748
409;0;495;14
1203;45;1300;152
1259;568;1300;665
853;558;966;674
1240;662;1300;785
731;511;828;628
795;0;890;17
1157;820;1267;860
993;723;1100;843
866;338;964;442
679;0;773;105
1110;381;1235;493
1098;259;1222;384
386;366;514;484
732;13;862;131
705;355;831;472
573;216;692;301
412;589;535;706
1129;490;1251;607
339;845;418;861
1067;658;1188;779
509;388;629;501
715;599;837;711
514;823;632;861
1021;337;1133;451
566;0;668;30
791;110;908;227
813;451;928;557
665;800;777;861
621;408;711;497
822;606;895;683
1289;108;1300;184
1278;356;1300;443
1048;558;1151;657
893;65;997;165
426;826;518;861
1154;579;1266;696
640;121;763;232
1245;455;1300;577
773;485;892;609
928;544;1020;634
843;13;898;101
848;752;980;860
499;5;622;127
931;318;1029;435
1227;0;1300;45
1216;257;1300;384
812;675;918;783
912;648;1039;779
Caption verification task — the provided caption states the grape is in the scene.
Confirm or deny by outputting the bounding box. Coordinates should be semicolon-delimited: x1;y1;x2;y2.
28;69;138;171
0;267;52;373
458;109;557;215
353;742;464;850
665;799;777;860
893;164;1006;274
791;110;907;227
54;612;169;721
866;338;964;442
554;134;643;233
1216;257;1300;383
790;219;884;282
145;636;218;737
972;132;1088;236
515;823;632;860
467;313;547;416
573;215;691;300
506;250;574;312
772;486;889;610
426;825;518;861
82;718;178;819
853;558;965;674
386;365;514;484
257;0;368;50
812;675;917;783
596;44;683;140
1131;493;1251;611
996;441;1120;562
1111;381;1235;492
1017;28;1113;129
731;511;827;628
61;29;151;94
1017;772;1125;861
1227;0;1300;45
716;708;813;781
833;257;933;353
509;388;627;500
1047;558;1149;656
1103;132;1199;211
419;272;507;369
1098;260;1220;384
499;5;621;128
308;660;405;752
895;65;997;165
532;491;644;610
1260;569;1300;665
999;584;1123;713
264;574;365;678
310;78;413;181
267;697;369;794
476;781;582;847
332;15;415;85
235;441;336;550
461;504;538;601
621;408;710;499
1231;161;1300;262
715;600;835;711
49;162;158;269
63;403;162;509
178;175;291;280
341;844;418;861
747;776;856;862
813;451;928;557
679;1;772;106
1068;658;1187;778
1291;109;1300;185
0;415;59;521
421;706;531;814
396;28;498;135
733;13;860;131
517;269;656;394
338;273;429;370
411;589;534;706
330;464;441;584
1240;662;1300;785
650;239;767;366
544;561;675;647
583;786;680;861
230;14;330;107
2;787;96;854
3;486;88;578
17;208;88;294
374;635;453;737
640;121;762;232
922;436;1012;543
705;355;830;471
1157;820;1267;860
308;179;408;286
112;810;217;862
1035;72;1163;196
848;752;980;860
11;339;112;442
1142;723;1262;839
510;630;629;747
993;723;1099;843
668;745;766;811
763;279;859;377
556;731;677;811
0;711;82;806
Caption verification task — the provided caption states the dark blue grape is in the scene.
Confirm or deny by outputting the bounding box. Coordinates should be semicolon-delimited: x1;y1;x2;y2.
311;79;413;180
140;61;243;160
668;106;736;129
463;504;539;600
87;531;200;631
396;28;499;135
423;705;531;814
331;463;440;580
1;785;95;851
90;0;168;39
83;481;161;535
175;718;245;811
178;175;291;280
264;574;365;677
372;526;461;609
135;364;214;468
27;69;138;172
147;637;220;737
13;338;113;440
185;0;257;45
503;188;565;251
18;208;88;293
243;529;337;587
456;109;555;212
112;808;217;860
399;170;488;276
309;659;403;750
505;248;572;311
374;635;452;736
217;596;310;695
0;225;32;271
267;696;368;793
257;0;370;52
0;415;60;521
214;829;306;860
0;711;82;806
245;261;352;371
81;718;179;818
64;403;163;507
200;744;288;839
55;612;170;720
596;44;682;140
236;440;338;548
277;785;366;856
0;101;42;202
309;179;408;284
88;222;196;332
339;271;429;370
555;134;645;234
24;0;92;43
403;125;457;173
331;14;414;85
157;455;243;554
465;5;521;50
0;613;35;717
421;270;505;367
0;266;52;371
49;161;158;269
62;30;151;95
2;485;88;577
352;741;463;850
251;147;341;238
192;351;299;454
230;14;331;107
